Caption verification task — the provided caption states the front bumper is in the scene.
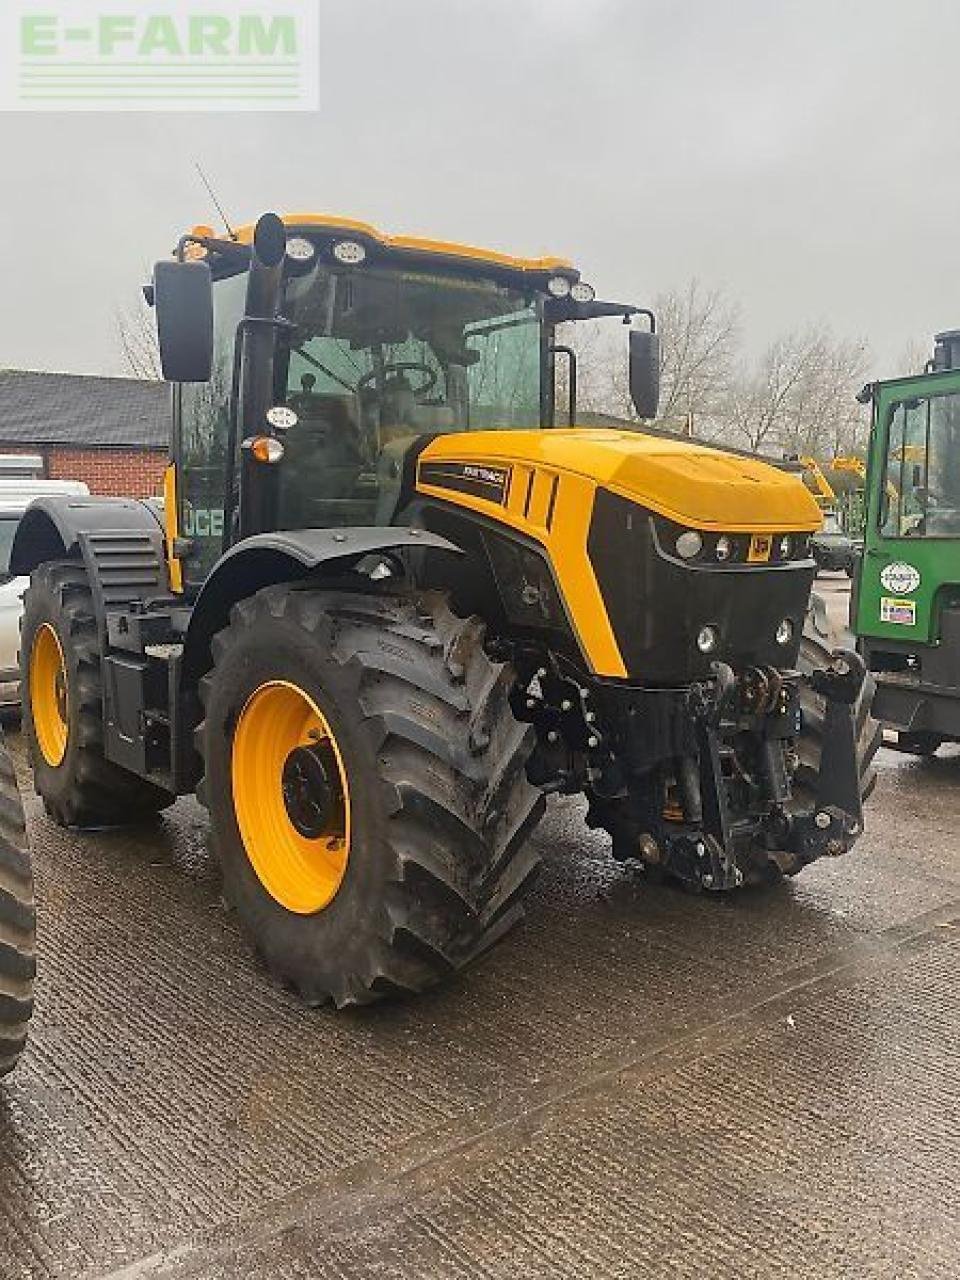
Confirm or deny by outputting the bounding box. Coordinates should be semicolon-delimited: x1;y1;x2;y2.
872;674;960;741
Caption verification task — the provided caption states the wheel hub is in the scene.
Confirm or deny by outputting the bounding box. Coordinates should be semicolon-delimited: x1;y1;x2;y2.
281;741;343;839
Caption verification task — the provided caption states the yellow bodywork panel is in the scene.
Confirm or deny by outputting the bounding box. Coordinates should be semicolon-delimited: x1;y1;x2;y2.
416;430;823;678
197;213;573;275
162;463;184;594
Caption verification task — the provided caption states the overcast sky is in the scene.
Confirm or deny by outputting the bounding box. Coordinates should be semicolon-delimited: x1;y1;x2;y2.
1;0;958;379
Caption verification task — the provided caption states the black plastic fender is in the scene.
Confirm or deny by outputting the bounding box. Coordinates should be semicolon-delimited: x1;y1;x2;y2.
10;496;166;578
181;526;462;683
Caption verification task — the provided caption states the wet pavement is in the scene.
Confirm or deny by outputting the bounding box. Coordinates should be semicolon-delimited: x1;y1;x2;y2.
1;577;959;1279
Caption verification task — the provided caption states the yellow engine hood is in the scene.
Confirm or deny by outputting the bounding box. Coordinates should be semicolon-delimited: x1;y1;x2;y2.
419;429;822;533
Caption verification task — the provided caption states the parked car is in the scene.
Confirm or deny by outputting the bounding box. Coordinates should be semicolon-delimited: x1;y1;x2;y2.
811;511;855;575
0;476;89;707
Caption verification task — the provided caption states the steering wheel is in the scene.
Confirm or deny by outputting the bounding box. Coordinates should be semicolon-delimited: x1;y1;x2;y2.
356;361;438;402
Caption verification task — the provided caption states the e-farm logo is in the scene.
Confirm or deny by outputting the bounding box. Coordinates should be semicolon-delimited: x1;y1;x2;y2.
0;2;319;111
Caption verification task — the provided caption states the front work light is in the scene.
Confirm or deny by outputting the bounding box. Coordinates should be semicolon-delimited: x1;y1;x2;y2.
332;239;367;265
286;237;316;262
546;275;572;298
570;282;596;303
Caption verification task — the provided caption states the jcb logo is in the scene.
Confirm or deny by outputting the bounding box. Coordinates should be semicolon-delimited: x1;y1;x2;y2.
183;506;225;539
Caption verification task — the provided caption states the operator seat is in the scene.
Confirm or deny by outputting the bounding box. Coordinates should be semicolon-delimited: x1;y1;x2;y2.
280;376;374;525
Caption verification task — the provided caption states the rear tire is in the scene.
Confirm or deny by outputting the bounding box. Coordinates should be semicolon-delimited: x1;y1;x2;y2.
197;585;545;1008
21;561;172;828
0;737;34;1077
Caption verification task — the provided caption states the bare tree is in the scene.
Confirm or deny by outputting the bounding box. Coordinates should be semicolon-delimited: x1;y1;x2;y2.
115;298;162;380
724;325;870;457
554;277;740;432
894;337;931;377
654;280;740;435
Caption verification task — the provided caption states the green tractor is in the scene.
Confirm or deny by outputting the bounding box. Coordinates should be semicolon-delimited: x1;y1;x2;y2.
855;329;960;753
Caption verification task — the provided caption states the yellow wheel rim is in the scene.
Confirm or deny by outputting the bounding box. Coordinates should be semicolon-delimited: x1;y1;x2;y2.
29;623;69;768
231;680;351;914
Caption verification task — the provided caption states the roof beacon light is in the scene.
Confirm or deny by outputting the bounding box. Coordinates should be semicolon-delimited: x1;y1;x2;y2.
332;239;367;266
546;275;572;299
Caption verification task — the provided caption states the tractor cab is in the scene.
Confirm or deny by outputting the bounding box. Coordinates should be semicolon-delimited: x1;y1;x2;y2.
856;328;960;750
158;214;659;589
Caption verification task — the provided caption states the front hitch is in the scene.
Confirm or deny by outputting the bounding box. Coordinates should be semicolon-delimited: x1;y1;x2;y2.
787;646;867;862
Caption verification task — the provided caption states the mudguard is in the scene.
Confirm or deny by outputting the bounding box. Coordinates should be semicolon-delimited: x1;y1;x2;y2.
181;526;462;681
10;496;166;579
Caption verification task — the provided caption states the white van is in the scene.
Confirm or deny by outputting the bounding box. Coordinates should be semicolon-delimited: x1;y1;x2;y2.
0;470;90;706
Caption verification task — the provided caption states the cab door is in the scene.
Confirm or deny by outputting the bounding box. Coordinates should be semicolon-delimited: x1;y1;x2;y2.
857;371;960;645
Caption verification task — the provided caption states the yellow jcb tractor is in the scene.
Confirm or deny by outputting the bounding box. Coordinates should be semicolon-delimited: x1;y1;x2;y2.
14;213;878;1007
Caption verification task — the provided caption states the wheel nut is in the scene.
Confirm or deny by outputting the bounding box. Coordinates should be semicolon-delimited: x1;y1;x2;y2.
561;699;572;711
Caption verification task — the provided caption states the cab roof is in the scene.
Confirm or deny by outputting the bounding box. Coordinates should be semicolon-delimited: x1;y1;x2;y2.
186;212;575;277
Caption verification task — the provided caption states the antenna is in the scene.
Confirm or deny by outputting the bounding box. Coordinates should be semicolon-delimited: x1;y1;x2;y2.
194;162;238;241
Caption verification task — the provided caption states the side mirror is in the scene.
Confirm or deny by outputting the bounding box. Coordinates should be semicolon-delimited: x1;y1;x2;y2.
629;328;660;420
153;259;214;382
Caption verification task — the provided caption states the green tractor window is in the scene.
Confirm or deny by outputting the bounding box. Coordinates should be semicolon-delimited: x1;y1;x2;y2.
881;390;960;538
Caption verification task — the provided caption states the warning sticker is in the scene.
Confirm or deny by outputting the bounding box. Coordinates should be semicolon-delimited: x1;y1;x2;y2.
880;597;917;626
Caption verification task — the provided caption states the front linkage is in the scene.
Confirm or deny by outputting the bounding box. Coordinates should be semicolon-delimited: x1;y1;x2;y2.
512;647;868;891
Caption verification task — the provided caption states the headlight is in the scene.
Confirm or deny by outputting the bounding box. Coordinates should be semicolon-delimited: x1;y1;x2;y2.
775;618;795;645
570;281;596;303
332;239;367;265
546;275;572;298
676;530;703;559
696;625;719;654
715;535;732;562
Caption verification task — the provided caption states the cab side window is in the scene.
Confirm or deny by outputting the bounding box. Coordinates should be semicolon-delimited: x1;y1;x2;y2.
178;271;246;584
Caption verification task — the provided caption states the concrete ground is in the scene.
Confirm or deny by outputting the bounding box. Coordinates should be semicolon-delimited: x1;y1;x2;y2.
2;576;959;1279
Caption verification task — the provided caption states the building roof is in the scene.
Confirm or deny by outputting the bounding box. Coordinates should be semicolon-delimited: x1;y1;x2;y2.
0;370;169;450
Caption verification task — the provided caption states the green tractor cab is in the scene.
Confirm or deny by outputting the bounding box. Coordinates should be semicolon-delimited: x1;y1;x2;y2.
855;329;960;753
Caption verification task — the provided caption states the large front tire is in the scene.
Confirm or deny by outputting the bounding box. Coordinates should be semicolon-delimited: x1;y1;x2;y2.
21;561;172;827
197;585;545;1008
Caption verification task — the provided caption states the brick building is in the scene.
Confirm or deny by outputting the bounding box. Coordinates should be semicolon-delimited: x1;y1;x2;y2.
0;370;169;497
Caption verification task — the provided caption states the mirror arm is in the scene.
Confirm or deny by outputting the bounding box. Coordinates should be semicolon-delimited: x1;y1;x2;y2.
634;308;656;333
